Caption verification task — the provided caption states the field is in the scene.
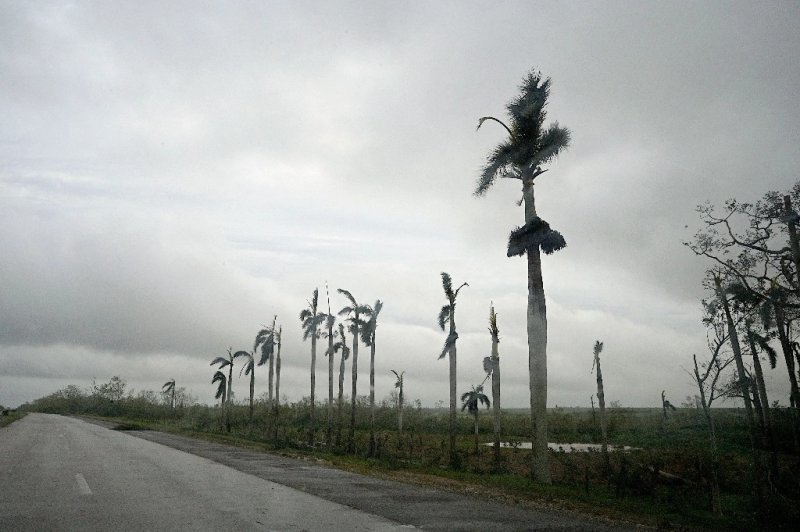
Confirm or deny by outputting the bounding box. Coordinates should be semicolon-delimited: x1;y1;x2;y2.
20;388;800;530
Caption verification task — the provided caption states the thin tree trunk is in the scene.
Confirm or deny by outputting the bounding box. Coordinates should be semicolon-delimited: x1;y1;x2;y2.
523;179;550;483
310;333;317;446
783;195;800;296
693;354;722;517
349;322;359;453
490;313;502;468
595;352;609;475
774;303;800;410
337;353;346;447
398;384;404;436
369;337;377;457
273;330;281;441
327;323;334;448
268;346;275;409
748;330;778;484
449;312;457;466
249;364;255;422
715;276;761;498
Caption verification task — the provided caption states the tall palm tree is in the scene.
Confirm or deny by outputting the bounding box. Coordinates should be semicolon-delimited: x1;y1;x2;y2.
212;370;228;430
438;272;468;466
338;288;369;452
234;350;255;421
323;283;336;447
273;326;283;441
210;348;235;404
461;385;491;454
391;370;405;438
486;304;502;466
361;299;384;456
300;289;326;446
254;317;278;408
475;69;571;482
331;322;351;447
591;340;608;465
162;379;176;410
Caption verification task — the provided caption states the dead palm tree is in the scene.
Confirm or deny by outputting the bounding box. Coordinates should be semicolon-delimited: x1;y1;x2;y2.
273;326;283;441
338;288;369;452
162;379;176;410
300;289;326;446
438;272;468;466
391;370;405;437
461;385;490;454
361;299;384;456
475;69;571;483
485;304;502;466
591;340;608;465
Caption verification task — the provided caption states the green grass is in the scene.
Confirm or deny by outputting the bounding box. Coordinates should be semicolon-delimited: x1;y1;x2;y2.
21;390;800;530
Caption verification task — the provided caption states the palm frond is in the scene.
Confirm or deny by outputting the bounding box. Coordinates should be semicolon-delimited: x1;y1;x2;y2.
752;331;778;369
475;140;518;196
483;356;496;375
529;123;571;170
212;370;227;400
162;379;175;391
507;216;566;257
338;305;354;317
210;357;231;368
488;304;499;339
439;331;459;360
441;272;454;300
337;288;356;306
593;341;604;357
438;305;451;331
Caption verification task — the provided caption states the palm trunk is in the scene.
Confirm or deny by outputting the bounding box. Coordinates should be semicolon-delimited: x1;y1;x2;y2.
474;413;479;454
523;178;550;483
310;333;317;446
227;364;233;405
490;322;501;468
327;323;334;447
369;336;377;456
595;355;608;461
171;389;175;410
773;303;800;450
349;323;359;452
448;312;457;466
249;364;255;421
274;332;281;441
268;347;275;409
337;352;346;447
783;196;800;296
398;384;404;436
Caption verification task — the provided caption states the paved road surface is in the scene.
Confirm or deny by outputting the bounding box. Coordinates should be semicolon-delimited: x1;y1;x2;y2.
0;414;629;530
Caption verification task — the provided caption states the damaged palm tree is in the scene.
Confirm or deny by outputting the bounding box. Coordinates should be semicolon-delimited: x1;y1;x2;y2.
233;350;256;421
212;370;228;431
591;340;609;468
361;299;384;456
338;288;369;452
483;304;502;468
323;284;337;447
210;348;235;405
391;370;405;439
476;69;571;483
162;379;176;410
330;322;351;447
300;289;326;446
438;271;468;467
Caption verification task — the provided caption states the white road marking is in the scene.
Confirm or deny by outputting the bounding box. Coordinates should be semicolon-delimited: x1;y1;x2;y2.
75;473;92;495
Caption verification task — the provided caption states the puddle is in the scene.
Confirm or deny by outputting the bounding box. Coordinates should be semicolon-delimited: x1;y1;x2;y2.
485;442;639;452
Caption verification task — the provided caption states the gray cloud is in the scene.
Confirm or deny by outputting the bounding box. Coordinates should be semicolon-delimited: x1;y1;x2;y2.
2;1;798;408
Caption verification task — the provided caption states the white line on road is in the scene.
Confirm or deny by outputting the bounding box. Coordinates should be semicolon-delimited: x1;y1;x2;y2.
75;473;92;495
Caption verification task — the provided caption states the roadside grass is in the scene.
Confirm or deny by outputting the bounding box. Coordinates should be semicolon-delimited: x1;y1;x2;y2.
69;404;800;530
0;411;26;428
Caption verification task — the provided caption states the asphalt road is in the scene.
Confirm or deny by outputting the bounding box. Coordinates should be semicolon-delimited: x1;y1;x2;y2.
0;414;629;531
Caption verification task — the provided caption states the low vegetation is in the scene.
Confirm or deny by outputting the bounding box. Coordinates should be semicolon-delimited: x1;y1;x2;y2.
20;379;800;530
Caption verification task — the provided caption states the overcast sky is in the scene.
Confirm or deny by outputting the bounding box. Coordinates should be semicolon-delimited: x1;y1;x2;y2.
2;1;799;409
